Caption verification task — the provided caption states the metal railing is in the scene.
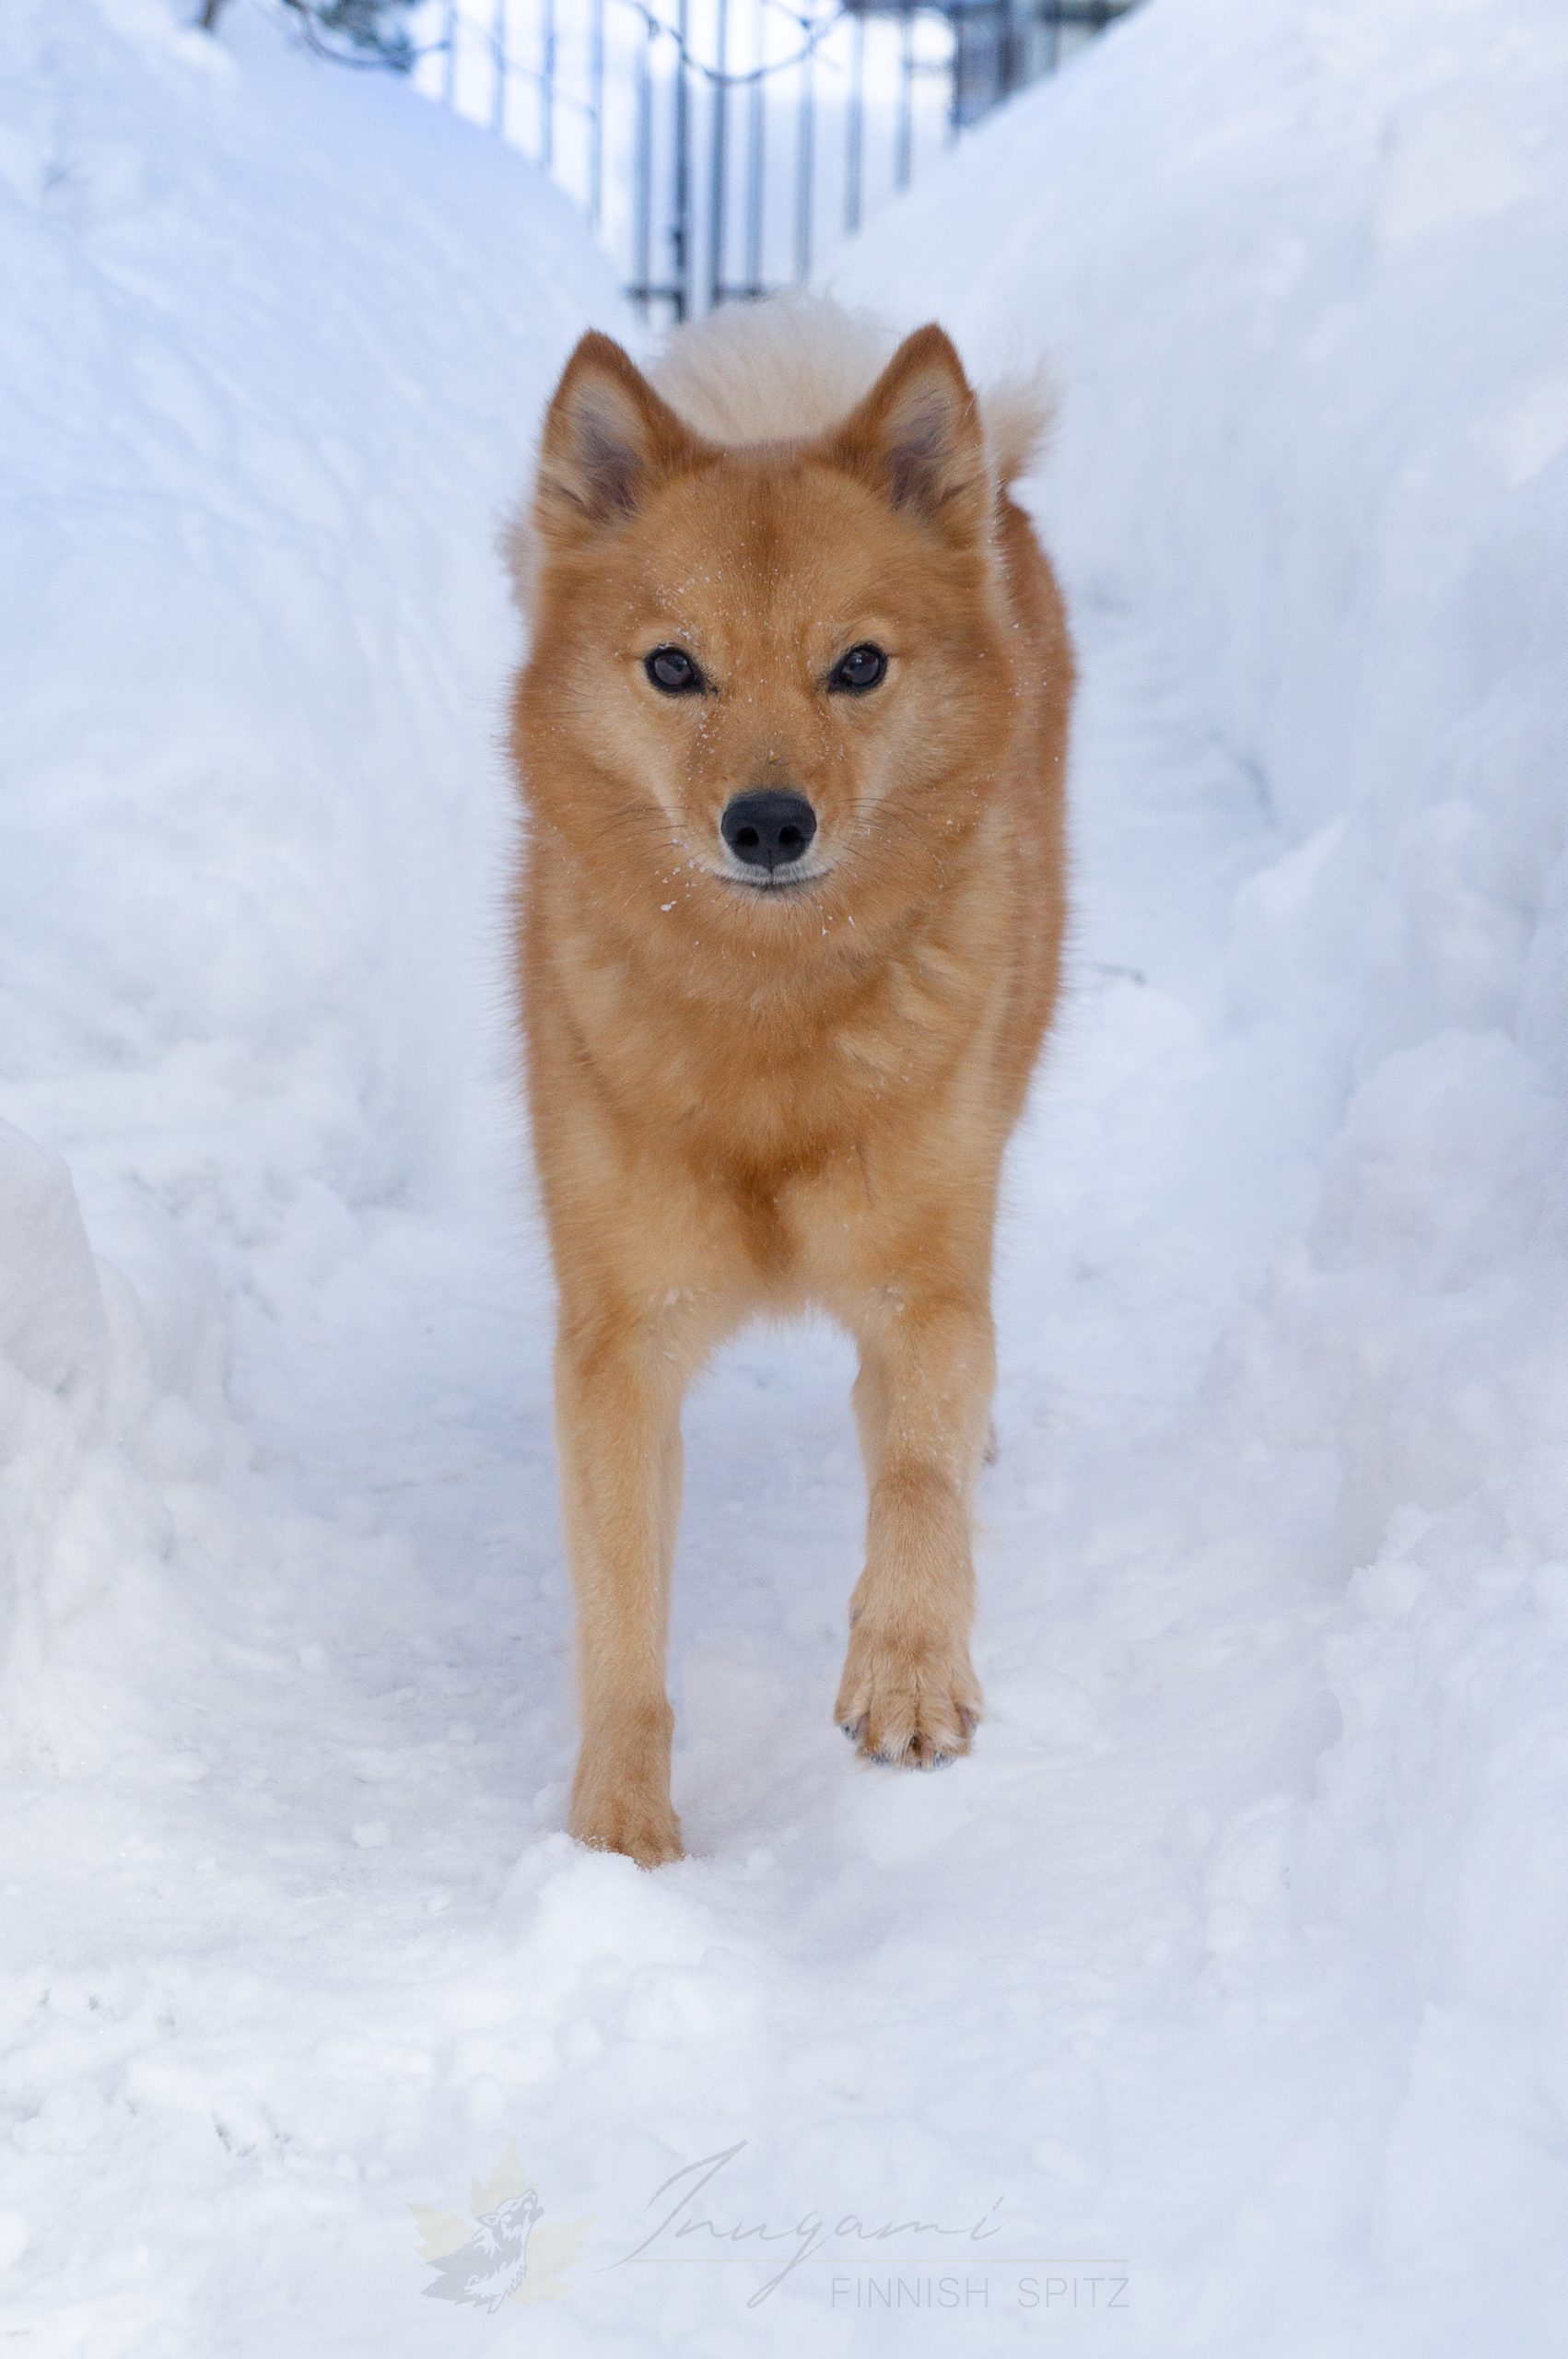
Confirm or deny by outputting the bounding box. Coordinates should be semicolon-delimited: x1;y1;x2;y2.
269;2;1141;320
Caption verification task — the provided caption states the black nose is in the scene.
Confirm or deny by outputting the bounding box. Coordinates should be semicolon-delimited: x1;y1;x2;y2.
720;790;817;871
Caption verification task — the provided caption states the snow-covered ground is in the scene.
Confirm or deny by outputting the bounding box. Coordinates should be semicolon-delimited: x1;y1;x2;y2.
5;0;1568;2350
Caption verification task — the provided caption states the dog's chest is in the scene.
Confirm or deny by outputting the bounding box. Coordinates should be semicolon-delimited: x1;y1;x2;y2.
662;1020;993;1306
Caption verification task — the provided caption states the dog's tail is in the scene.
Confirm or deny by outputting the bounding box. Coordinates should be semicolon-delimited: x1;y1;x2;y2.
652;292;1057;492
981;370;1056;494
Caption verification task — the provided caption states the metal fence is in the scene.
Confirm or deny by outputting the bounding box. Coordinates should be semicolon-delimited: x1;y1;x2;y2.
404;3;1137;321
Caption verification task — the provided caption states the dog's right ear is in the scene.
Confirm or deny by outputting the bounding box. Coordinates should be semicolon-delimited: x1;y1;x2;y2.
533;333;701;547
825;324;989;546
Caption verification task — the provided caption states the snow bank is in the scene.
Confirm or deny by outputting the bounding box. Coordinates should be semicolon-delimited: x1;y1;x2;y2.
3;0;614;1219
839;0;1568;1084
0;0;621;1762
835;0;1568;2341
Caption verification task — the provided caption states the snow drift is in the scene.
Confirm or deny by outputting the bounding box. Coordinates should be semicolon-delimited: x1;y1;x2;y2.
3;0;1567;2350
0;0;620;1762
835;0;1568;2343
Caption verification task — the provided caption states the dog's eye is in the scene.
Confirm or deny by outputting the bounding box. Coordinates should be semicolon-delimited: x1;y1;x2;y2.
829;643;887;694
645;645;703;695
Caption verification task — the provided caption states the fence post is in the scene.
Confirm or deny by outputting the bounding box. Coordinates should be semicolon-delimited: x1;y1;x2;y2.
745;0;766;298
708;0;731;312
492;0;508;133
845;12;866;236
895;3;916;189
794;26;814;282
589;0;607;231
634;11;654;311
540;0;556;169
671;0;691;320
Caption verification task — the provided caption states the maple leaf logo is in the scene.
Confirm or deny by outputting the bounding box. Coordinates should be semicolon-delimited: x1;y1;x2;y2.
410;2142;591;2308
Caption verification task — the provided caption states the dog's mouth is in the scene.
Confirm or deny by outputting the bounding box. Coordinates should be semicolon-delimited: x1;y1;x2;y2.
715;863;834;897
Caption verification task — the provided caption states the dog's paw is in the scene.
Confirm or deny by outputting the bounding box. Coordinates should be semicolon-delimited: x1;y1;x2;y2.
569;1781;685;1868
834;1631;982;1769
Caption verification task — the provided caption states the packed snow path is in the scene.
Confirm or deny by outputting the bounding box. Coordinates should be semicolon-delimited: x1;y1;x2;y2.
17;606;1348;2357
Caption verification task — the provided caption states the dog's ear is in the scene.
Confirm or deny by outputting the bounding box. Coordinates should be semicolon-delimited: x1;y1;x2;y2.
534;333;702;546
825;325;989;544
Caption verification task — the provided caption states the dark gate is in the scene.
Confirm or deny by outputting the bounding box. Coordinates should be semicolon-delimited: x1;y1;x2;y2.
337;2;1138;322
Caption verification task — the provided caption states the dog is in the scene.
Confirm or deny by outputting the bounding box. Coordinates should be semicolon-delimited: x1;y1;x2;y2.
509;299;1072;1865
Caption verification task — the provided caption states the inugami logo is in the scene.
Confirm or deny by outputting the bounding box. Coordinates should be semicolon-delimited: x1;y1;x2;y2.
410;2143;592;2311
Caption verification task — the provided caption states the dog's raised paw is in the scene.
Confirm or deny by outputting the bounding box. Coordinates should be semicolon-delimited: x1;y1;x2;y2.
834;1636;983;1770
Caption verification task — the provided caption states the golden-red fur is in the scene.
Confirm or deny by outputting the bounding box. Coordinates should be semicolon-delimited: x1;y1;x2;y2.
510;309;1072;1864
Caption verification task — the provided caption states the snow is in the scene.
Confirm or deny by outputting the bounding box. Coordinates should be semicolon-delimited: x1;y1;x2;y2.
3;0;1567;2350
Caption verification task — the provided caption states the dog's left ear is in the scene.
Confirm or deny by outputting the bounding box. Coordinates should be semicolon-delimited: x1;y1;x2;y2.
825;325;989;545
534;332;703;548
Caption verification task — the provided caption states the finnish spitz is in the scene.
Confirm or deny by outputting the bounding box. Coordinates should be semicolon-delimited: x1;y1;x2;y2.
509;299;1072;1864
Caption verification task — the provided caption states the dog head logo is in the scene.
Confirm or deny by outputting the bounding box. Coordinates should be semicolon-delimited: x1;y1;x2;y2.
517;316;1036;975
411;2143;591;2310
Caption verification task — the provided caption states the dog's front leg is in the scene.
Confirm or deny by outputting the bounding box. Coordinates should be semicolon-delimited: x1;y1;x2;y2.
837;1288;994;1766
556;1307;687;1865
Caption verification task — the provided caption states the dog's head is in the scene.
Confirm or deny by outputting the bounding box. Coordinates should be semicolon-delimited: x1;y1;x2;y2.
515;323;1019;961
